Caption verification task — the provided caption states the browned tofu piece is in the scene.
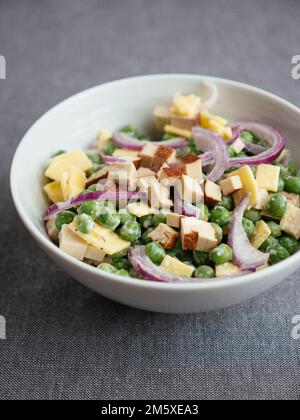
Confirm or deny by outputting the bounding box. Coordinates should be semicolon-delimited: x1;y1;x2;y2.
280;203;300;239
107;162;137;190
181;175;204;203
181;217;217;252
85;166;109;187
160;167;185;181
170;114;198;130
139;143;158;168
148;223;180;250
153;145;176;169
149;181;173;210
205;180;222;205
283;192;300;207
153;105;171;130
137;175;157;193
179;153;202;180
137;167;156;178
167;213;183;229
219;176;243;196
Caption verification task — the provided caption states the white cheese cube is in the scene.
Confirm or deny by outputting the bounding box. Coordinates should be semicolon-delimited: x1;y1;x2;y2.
280;203;300;239
216;263;241;277
231;138;245;154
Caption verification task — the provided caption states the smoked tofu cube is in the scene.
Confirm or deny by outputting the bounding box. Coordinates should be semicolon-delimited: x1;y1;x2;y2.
256;164;280;192
280;203;300;239
59;225;88;261
60;165;87;200
164;124;192;139
137;175;157;193
97;130;112;149
195;222;218;252
45;150;93;181
179;154;203;180
205;180;222;205
148;223;179;250
107;162;137;190
254;188;269;210
153;105;171;130
153;145;176;169
137;167;156;178
228;166;258;207
127;202;154;218
69;219;130;255
149;182;173;210
170;114;198;130
251;221;271;249
216;263;241;278
85;166;109;188
46;218;59;243
160;255;195;278
283;192;300;207
171;95;200;118
159;167;185;181
181;218;217;252
139;143;158;168
44;181;64;203
231;138;245;154
167;213;183;229
85;246;105;264
219;176;243;196
182;175;204;203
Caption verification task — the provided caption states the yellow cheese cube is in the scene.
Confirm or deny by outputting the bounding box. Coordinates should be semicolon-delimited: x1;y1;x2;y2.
164;124;192;139
171;95;200;117
44;181;64;203
160;255;195;278
97;130;112;149
256;164;280;192
45;150;93;181
200;111;232;140
60;165;87;200
69;219;130;255
251;221;271;249
280;203;300;239
216;263;241;278
228;166;259;207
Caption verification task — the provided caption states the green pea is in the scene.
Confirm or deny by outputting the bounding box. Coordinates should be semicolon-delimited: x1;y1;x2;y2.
210;206;231;227
210;244;233;265
162;133;176;141
116;269;130;277
98;263;117;274
228;147;237;158
102;139;116;156
260;236;278;253
52;150;66;158
269;245;290;265
120;221;141;243
145;242;166;265
279;235;299;255
196;204;210;221
120;124;138;135
221;195;234;211
55;211;75;232
194;265;215;279
266;193;287;219
86;151;102;165
119;211;136;225
236;151;248;158
288;162;298;177
141;228;154;244
111;249;128;259
193;251;210;266
242;218;255;238
99;208;121;230
111;258;131;270
267;221;281;238
211;223;223;243
168;239;190;261
140;215;153;229
129;268;141;279
244;209;261;223
284;177;300;195
78;201;101;220
152;213;167;227
240;130;254;143
276;164;289;179
277;178;285;193
77;214;95;234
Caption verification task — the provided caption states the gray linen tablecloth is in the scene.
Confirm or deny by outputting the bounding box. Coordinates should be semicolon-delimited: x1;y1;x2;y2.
0;0;299;400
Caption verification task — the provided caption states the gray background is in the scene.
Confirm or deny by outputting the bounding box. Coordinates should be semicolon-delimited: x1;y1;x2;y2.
0;0;300;400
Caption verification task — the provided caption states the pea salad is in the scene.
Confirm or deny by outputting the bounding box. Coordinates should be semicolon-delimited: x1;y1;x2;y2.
42;91;300;282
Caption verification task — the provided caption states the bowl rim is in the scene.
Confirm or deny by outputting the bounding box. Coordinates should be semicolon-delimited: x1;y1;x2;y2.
10;73;300;291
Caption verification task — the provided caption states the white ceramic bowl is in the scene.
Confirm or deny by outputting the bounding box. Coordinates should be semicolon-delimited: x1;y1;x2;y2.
10;74;300;313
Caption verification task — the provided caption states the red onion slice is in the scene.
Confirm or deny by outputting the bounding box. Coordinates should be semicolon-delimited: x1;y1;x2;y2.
173;192;201;218
198;81;219;111
112;132;188;151
102;155;128;164
228;194;269;270
42;190;140;221
128;246;253;283
229;121;286;166
192;127;229;182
